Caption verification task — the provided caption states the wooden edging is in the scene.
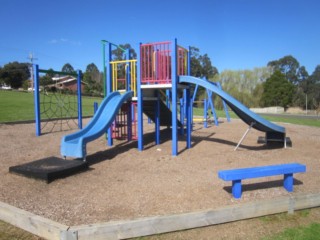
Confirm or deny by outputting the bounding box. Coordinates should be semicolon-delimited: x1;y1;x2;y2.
1;193;320;240
0;201;68;240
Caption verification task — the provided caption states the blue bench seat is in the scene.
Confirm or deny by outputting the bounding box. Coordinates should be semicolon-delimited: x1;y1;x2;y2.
218;163;306;199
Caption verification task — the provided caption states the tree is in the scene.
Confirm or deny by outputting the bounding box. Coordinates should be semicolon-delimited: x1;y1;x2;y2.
190;46;218;79
261;71;295;108
189;46;218;101
0;66;3;85
83;63;102;96
112;43;137;61
61;63;75;73
109;43;137;85
40;68;55;87
0;62;30;88
199;54;218;79
267;55;301;85
215;67;272;108
293;66;310;108
308;65;320;110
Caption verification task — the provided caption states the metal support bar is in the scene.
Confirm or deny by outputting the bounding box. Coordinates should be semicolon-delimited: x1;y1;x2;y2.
234;122;255;151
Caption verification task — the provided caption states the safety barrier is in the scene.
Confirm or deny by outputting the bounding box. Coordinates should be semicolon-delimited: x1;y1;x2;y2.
140;41;188;84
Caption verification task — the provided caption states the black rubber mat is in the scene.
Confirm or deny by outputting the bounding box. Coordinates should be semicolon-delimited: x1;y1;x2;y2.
9;156;88;183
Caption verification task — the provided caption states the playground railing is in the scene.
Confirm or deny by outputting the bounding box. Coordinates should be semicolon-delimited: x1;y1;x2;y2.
140;41;188;85
110;59;137;97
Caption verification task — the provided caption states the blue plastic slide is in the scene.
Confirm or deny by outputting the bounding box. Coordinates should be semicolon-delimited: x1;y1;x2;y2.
61;91;133;159
179;76;285;136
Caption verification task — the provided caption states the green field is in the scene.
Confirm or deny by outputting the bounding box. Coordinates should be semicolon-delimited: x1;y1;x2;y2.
0;90;319;127
193;107;320;128
262;223;320;240
0;90;102;122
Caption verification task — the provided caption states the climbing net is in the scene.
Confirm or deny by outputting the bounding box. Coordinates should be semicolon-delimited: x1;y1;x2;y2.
38;71;79;134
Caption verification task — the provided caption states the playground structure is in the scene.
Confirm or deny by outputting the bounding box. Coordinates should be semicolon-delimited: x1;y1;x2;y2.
59;38;288;160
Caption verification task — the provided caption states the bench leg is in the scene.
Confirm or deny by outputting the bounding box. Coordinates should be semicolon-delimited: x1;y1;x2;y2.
232;180;242;198
284;173;293;192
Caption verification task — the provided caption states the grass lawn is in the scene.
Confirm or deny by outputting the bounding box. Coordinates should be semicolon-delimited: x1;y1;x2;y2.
193;107;320;128
262;223;320;240
0;90;102;122
1;90;319;128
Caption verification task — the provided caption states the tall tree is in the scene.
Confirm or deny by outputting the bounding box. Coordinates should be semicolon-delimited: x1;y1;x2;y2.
189;46;218;101
261;70;295;108
199;54;218;79
0;62;30;88
293;66;310;108
112;43;137;61
83;63;102;95
0;66;3;85
110;43;137;83
40;68;55;87
61;63;75;73
215;67;272;108
190;46;218;79
308;65;320;110
267;55;301;84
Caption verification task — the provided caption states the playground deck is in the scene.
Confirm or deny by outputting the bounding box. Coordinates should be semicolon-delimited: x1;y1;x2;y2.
0;118;319;227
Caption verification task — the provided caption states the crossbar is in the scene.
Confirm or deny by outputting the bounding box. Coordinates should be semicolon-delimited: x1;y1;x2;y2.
218;163;306;199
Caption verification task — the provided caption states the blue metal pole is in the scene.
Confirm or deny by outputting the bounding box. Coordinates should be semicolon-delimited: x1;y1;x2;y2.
125;48;132;141
166;89;171;108
171;38;178;156
137;43;144;151
126;49;130;91
217;81;231;122
155;91;160;145
187;46;191;76
187;46;193;133
93;102;98;114
191;98;194;131
106;42;112;95
192;84;199;103
107;43;113;146
186;87;191;148
102;42;106;97
183;89;187;117
204;99;208;128
179;98;184;135
206;89;219;126
33;64;41;136
77;70;83;129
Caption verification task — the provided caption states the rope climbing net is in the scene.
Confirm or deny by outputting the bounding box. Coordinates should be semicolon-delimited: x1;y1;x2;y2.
36;69;81;135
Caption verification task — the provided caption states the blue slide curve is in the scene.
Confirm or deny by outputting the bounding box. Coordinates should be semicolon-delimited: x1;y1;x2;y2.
61;91;133;159
179;76;286;136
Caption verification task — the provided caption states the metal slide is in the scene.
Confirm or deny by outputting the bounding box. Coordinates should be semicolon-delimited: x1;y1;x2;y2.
61;91;133;159
179;76;286;136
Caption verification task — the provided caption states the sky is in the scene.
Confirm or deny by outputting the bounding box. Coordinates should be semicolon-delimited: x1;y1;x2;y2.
1;0;319;74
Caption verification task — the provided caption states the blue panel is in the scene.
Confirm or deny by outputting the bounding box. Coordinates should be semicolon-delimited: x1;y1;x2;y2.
60;91;133;159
